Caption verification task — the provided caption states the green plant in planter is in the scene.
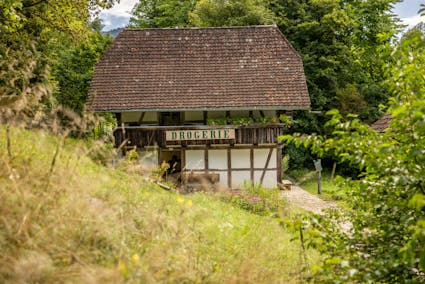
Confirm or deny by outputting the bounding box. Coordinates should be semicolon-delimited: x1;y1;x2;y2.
279;114;293;127
207;117;227;125
231;117;255;126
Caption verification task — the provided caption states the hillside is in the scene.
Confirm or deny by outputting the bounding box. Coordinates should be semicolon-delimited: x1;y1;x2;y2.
0;126;318;283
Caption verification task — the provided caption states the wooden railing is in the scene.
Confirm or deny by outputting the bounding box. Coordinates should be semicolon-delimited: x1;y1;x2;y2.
113;124;286;148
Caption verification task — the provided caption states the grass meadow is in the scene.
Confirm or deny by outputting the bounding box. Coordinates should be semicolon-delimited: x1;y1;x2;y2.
0;126;320;283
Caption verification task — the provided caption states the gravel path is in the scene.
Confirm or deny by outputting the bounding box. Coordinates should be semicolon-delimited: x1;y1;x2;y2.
282;185;336;214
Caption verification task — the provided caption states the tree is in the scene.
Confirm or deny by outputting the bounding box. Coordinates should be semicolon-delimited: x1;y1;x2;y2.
190;0;275;27
53;20;113;113
281;26;425;282
0;0;117;114
268;0;401;125
129;0;198;28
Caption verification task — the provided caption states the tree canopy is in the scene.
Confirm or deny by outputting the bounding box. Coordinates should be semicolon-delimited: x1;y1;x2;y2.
0;0;116;118
129;0;402;126
281;25;425;282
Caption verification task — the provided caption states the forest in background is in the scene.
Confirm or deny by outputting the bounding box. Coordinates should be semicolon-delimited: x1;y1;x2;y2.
1;0;425;282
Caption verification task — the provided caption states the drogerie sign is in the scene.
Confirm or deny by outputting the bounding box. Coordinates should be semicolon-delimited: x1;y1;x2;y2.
166;129;235;141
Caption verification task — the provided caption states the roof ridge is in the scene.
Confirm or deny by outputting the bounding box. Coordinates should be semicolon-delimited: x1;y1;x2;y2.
124;25;278;31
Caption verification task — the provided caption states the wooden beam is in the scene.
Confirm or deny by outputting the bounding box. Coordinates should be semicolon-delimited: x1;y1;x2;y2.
181;148;186;184
250;147;254;183
138;112;146;124
276;145;283;184
205;147;209;173
260;148;273;183
203;111;208;124
227;148;232;188
115;113;122;125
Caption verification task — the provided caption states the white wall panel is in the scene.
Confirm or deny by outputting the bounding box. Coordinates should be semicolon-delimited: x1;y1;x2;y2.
121;112;157;123
231;149;250;168
216;172;228;188
208;111;226;119
230;110;249;118
254;170;277;188
185;150;205;170
254;148;276;168
231;171;251;189
138;149;158;172
184;111;203;121
208;149;227;170
263;110;276;117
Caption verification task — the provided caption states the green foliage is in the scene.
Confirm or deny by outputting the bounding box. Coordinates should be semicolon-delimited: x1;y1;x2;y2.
0;126;320;282
0;0;118;122
279;26;425;282
221;182;286;216
129;0;274;29
129;0;198;28
190;0;275;27
269;0;400;126
53;21;113;113
207;115;292;126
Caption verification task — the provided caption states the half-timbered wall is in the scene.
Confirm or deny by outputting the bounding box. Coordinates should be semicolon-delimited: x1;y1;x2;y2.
184;146;280;189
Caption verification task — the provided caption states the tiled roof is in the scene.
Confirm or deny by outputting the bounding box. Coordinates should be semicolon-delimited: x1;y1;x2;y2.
371;113;392;132
88;26;311;112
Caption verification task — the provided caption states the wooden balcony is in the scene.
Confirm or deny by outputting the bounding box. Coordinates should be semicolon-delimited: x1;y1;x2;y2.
113;124;286;148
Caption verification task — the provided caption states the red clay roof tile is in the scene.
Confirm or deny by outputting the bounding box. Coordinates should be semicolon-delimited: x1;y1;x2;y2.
88;26;310;112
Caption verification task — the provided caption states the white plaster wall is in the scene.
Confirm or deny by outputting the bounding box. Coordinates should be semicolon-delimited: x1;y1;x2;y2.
121;112;158;123
254;148;277;168
122;112;141;122
254;170;277;188
138;149;158;172
231;171;251;188
184;111;203;121
263;110;277;117
229;110;249;118
208;149;227;170
231;149;250;168
143;112;158;122
216;172;228;188
185;150;205;170
208;111;226;119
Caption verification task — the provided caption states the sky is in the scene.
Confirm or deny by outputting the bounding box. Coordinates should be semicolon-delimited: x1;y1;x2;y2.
99;0;424;31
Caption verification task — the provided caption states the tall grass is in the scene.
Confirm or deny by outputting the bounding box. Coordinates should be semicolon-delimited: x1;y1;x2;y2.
0;126;320;283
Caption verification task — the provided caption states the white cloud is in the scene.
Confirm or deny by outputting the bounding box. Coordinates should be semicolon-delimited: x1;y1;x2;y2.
402;14;424;28
101;0;138;18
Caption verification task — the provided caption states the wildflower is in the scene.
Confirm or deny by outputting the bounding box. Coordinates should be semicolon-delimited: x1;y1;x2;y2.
118;260;128;276
186;200;192;207
177;197;184;204
131;253;140;265
250;196;261;202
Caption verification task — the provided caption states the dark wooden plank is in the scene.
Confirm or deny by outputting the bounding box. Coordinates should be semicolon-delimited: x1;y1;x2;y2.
276;145;282;184
227;148;232;188
250;147;254;182
205;147;209;173
138;112;146;124
260;148;273;183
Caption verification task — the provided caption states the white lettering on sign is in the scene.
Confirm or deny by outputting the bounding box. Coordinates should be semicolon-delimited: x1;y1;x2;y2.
166;129;235;141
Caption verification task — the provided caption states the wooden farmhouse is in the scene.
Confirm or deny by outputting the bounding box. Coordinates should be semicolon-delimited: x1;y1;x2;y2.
88;25;310;189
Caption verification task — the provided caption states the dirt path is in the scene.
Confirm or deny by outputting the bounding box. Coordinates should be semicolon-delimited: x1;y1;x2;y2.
282;185;336;214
